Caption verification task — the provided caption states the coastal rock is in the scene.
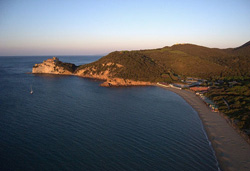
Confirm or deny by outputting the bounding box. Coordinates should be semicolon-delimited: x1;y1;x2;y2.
32;57;76;75
100;78;152;87
74;66;110;80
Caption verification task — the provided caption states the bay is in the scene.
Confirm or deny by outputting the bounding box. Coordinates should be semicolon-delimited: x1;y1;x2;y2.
0;56;218;170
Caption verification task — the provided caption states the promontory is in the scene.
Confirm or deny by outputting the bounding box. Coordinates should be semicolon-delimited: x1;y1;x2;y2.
32;41;250;86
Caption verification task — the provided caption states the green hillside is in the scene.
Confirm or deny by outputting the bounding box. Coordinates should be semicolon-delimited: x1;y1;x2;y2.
76;41;250;82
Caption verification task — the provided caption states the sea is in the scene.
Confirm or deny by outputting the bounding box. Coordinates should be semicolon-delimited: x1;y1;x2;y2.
0;56;219;171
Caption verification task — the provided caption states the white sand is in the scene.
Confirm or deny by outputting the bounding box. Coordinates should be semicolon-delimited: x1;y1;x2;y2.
159;86;250;171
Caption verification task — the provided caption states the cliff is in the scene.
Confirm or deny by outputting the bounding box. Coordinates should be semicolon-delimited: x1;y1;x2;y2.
32;57;77;75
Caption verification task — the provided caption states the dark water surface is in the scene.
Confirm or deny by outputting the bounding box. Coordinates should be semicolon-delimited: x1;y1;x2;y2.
0;56;218;170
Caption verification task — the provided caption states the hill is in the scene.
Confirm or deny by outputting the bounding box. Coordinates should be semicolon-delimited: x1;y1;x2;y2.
231;41;250;56
75;41;250;83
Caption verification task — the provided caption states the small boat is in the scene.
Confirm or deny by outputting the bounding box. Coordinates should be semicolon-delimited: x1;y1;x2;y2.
30;86;33;94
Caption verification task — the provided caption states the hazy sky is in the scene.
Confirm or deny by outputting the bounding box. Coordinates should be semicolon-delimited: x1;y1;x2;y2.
0;0;250;56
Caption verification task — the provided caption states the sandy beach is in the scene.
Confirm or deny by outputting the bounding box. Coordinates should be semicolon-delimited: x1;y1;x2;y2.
158;86;250;171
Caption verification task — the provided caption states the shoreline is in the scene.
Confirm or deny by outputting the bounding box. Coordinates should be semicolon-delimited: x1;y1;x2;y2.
31;65;250;170
30;69;250;169
157;86;250;171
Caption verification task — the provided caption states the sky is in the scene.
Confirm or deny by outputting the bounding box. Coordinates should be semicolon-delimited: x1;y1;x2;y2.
0;0;250;56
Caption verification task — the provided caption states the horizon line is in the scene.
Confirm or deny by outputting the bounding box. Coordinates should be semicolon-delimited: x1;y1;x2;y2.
0;40;248;56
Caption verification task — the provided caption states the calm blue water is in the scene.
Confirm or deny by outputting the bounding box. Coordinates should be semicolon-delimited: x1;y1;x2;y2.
0;56;219;171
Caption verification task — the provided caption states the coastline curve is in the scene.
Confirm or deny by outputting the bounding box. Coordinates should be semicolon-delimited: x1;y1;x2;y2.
157;86;250;171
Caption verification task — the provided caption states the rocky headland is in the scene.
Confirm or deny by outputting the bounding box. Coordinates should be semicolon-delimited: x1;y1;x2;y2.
32;57;77;75
32;57;152;87
32;41;250;87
